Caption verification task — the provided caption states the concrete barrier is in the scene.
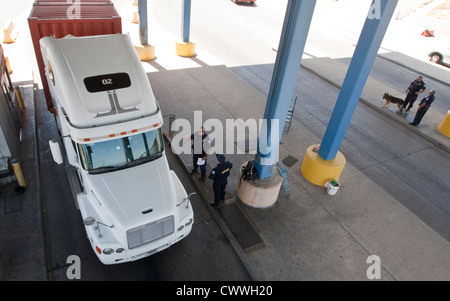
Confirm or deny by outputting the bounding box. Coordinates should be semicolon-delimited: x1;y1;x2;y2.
236;165;282;208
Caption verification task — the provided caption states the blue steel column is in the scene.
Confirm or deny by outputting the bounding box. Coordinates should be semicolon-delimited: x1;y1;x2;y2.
318;0;398;161
138;0;148;45
182;0;191;42
254;0;316;179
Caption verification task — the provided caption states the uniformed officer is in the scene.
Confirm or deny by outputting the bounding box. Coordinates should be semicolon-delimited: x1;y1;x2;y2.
208;154;233;208
410;89;436;126
401;75;426;112
186;126;212;182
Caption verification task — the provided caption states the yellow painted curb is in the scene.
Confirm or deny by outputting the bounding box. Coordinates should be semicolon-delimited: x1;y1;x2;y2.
14;86;25;110
134;44;155;61
438;110;450;138
5;56;12;75
301;144;346;186
175;41;196;57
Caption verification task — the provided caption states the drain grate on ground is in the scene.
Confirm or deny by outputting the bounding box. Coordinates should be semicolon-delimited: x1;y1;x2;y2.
219;201;265;253
282;155;298;167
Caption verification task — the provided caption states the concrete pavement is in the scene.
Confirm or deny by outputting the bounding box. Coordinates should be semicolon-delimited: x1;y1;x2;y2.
1;0;450;281
146;63;450;281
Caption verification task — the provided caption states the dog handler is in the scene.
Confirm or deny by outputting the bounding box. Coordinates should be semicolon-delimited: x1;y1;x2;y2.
410;89;436;126
401;75;426;112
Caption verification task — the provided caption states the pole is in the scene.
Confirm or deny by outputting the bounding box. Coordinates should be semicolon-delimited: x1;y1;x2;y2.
182;0;191;42
318;0;398;160
138;0;148;45
254;0;316;179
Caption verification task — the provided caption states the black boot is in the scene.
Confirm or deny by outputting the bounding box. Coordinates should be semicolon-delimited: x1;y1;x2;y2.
190;169;198;175
210;201;220;209
199;173;206;182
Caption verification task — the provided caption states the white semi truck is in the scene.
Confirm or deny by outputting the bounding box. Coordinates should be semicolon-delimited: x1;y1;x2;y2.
41;34;194;265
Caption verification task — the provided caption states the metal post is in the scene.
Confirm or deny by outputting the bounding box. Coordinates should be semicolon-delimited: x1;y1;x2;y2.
182;0;191;42
254;0;316;179
11;158;26;187
138;0;148;45
318;0;398;160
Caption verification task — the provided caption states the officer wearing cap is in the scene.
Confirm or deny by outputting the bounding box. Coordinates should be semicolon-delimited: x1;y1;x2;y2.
208;154;233;208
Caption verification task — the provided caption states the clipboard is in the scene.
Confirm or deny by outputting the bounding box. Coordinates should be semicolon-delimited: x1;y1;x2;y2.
197;158;205;166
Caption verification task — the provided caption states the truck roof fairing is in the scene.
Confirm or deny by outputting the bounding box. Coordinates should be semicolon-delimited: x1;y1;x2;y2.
40;34;159;128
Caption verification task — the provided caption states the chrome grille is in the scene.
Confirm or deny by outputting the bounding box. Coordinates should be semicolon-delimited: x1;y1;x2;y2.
127;216;174;249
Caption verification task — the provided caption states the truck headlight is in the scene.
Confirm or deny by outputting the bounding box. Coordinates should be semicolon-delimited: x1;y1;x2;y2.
103;248;114;255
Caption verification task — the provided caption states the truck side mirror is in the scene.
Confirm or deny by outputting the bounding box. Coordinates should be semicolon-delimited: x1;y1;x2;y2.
49;139;63;165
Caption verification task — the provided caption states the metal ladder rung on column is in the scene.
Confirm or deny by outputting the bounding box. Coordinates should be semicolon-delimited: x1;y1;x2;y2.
284;96;297;134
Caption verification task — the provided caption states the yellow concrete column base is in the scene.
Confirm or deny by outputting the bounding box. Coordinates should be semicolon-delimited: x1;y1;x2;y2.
134;44;155;61
176;41;196;57
236;167;282;208
301;145;346;186
438;110;450;138
131;11;139;24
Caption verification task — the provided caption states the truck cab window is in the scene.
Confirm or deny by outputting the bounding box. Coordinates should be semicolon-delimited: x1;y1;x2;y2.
77;128;164;173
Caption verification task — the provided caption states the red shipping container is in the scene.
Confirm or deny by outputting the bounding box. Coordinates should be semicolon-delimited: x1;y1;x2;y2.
28;2;122;111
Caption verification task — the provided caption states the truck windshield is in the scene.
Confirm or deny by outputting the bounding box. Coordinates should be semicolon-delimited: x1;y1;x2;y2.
77;128;164;173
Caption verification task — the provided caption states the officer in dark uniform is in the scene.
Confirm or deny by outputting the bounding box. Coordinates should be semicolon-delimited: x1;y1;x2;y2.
410;89;436;126
401;75;426;112
208;154;233;208
188;127;211;182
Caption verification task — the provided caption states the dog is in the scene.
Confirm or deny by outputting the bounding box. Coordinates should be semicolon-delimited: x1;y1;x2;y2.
382;92;404;110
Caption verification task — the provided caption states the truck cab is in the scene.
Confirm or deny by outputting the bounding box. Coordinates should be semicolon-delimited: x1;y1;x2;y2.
41;34;194;265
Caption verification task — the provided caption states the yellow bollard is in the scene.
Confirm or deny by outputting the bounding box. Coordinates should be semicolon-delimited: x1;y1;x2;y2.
14;86;25;110
134;44;155;61
131;11;139;24
175;41;196;57
301;144;346;186
438;110;450;138
11;158;26;187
